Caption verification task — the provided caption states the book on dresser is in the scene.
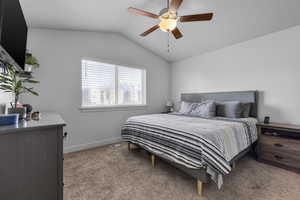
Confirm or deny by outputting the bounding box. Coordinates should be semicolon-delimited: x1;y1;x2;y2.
256;122;300;173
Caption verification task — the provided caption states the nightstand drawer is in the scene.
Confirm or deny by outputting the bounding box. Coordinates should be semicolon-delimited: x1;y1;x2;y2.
260;149;300;170
259;135;300;154
261;128;300;139
257;123;300;173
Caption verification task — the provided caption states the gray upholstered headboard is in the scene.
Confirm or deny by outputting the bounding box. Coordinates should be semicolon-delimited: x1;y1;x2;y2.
181;91;258;118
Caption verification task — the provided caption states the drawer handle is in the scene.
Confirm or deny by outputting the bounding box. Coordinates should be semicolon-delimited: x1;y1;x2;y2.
263;132;280;137
272;132;280;136
274;155;283;160
274;143;283;147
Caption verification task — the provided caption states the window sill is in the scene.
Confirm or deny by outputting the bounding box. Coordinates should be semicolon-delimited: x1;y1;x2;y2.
79;104;148;112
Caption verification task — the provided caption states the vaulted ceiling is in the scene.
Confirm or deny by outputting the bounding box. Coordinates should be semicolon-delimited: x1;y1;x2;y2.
20;0;300;62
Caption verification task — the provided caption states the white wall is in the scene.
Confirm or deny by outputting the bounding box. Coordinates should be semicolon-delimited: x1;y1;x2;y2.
172;25;300;124
24;28;171;152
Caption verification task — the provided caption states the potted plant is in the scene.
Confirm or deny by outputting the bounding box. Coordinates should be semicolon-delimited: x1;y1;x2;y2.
0;65;39;117
25;53;40;72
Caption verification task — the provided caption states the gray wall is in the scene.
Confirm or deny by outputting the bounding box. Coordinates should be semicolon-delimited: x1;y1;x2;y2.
172;25;300;124
23;28;171;152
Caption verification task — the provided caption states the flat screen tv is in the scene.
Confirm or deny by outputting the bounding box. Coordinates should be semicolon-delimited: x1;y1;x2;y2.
0;0;28;71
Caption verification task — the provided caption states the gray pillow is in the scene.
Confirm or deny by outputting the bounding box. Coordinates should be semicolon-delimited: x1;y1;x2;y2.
179;101;194;114
216;101;243;118
241;103;251;118
190;101;216;118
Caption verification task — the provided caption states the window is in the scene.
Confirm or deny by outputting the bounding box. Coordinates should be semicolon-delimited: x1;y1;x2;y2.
81;59;146;108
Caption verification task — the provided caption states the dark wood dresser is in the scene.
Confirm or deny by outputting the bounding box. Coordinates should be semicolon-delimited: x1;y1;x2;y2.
0;113;66;200
256;123;300;173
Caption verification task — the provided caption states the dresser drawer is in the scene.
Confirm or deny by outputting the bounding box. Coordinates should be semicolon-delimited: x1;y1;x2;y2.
259;135;300;155
259;149;300;170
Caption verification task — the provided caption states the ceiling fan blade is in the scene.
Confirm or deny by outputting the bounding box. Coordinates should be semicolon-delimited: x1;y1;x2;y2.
171;27;183;39
170;0;183;10
128;7;159;19
140;25;160;37
180;13;213;22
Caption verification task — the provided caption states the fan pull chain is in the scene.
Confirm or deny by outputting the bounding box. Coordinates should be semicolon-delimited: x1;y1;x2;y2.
167;32;171;53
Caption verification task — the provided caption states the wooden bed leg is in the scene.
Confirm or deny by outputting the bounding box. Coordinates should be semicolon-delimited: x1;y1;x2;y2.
128;142;131;151
231;161;236;169
150;155;155;167
197;180;203;196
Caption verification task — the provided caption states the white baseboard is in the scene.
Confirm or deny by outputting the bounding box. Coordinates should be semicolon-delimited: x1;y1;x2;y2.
64;137;123;153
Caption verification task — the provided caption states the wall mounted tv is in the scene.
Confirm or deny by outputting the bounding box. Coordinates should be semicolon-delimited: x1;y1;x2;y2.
0;0;28;71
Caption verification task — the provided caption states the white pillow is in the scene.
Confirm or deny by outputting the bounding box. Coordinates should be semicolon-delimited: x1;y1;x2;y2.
179;101;194;114
190;101;216;118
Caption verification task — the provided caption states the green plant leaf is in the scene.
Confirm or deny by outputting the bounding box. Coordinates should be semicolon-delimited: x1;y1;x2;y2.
0;78;12;85
0;88;12;92
16;80;22;88
0;76;11;82
23;87;39;96
7;66;14;75
0;74;12;81
0;85;13;91
23;79;40;84
25;56;40;68
0;65;39;98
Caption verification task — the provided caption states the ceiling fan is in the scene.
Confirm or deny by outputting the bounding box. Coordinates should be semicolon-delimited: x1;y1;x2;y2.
128;0;214;39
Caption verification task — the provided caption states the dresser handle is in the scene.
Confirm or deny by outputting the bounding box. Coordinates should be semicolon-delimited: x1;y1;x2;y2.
272;132;280;137
274;143;283;147
274;155;283;160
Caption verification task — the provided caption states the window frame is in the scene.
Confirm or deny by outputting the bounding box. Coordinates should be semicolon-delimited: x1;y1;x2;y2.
80;58;147;111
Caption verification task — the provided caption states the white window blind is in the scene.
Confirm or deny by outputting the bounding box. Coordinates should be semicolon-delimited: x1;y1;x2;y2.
81;60;146;107
118;66;144;105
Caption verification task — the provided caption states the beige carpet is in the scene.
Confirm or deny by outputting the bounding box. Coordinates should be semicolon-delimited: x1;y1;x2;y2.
64;143;300;200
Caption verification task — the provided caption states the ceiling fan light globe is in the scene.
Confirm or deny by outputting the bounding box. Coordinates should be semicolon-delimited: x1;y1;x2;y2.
159;18;177;32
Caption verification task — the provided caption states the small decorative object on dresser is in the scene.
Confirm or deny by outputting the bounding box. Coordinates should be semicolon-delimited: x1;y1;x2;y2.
31;111;41;120
166;100;174;112
256;123;300;173
23;104;33;114
0;114;19;125
264;116;270;124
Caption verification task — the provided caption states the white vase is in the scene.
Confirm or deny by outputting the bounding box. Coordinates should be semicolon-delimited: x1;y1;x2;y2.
25;64;33;72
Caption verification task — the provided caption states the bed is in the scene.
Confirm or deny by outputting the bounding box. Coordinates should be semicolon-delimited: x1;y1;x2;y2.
122;91;259;196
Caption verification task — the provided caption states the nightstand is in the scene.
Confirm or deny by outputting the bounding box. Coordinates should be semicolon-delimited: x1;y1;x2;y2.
256;123;300;173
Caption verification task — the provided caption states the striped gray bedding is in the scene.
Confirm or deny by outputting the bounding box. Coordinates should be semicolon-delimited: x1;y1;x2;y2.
121;113;257;187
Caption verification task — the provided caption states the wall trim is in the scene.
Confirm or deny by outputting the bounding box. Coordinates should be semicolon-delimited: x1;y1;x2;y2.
64;137;123;153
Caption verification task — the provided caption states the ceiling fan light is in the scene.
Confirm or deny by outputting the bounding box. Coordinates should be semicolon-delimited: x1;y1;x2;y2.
159;18;177;32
